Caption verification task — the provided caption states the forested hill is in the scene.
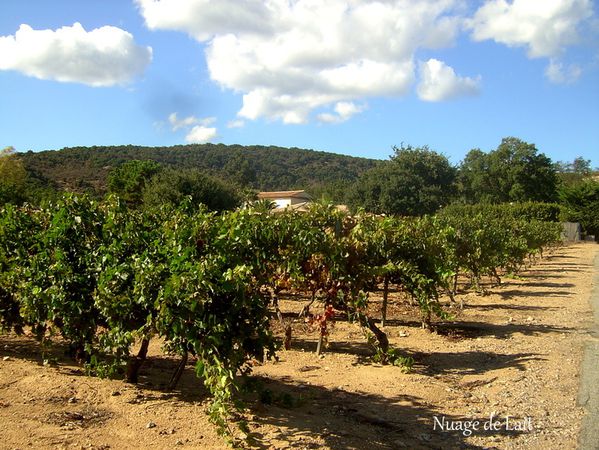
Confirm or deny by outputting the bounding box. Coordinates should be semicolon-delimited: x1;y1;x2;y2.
20;143;380;196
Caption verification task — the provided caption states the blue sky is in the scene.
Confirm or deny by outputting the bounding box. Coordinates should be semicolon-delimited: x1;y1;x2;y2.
1;0;598;167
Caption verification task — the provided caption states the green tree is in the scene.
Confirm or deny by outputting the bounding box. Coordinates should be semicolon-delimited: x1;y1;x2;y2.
459;137;558;203
142;168;241;211
571;156;592;175
223;152;257;187
306;179;355;205
559;179;599;238
349;145;456;216
0;147;27;205
555;156;592;186
457;148;489;203
107;160;162;206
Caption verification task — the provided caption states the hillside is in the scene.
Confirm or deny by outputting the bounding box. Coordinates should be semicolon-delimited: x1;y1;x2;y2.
19;144;380;198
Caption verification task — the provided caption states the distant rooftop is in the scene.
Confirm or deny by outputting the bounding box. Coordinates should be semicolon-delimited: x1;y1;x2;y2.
257;190;311;199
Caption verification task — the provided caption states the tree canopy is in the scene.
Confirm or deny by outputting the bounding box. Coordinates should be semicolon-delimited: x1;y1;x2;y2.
142;167;242;211
349;145;456;216
21;144;378;203
555;156;593;187
459;137;558;203
0;147;27;205
559;179;599;237
107;160;162;206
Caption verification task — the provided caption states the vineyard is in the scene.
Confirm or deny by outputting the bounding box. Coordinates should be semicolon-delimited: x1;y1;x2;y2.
0;196;564;445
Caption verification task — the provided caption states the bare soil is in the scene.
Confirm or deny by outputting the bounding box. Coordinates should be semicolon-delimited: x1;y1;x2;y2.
0;243;597;450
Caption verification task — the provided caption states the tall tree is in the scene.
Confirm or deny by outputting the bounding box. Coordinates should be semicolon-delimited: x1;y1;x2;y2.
559;179;599;238
571;156;592;175
457;148;489;203
107;160;161;206
555;156;592;186
349;145;457;216
459;137;558;203
0;147;27;205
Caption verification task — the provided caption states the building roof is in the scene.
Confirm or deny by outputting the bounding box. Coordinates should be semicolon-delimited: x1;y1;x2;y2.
257;190;311;199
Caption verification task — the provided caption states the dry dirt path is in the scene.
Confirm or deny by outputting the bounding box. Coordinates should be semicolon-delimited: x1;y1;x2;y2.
578;247;599;450
0;242;597;449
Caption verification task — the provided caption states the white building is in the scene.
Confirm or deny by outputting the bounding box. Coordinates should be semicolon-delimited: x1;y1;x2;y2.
257;190;312;210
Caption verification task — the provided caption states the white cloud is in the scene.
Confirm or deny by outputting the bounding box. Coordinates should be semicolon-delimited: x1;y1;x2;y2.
137;0;593;120
167;112;217;142
0;23;152;86
168;113;216;130
417;59;480;102
137;0;466;123
336;101;364;118
467;0;593;58
135;0;273;41
318;101;366;124
545;59;582;84
168;112;198;130
185;125;217;143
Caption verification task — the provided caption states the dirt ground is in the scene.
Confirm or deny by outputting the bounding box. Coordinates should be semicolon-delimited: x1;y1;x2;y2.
0;242;597;450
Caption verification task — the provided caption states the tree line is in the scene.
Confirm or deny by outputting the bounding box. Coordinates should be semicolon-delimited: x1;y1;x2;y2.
2;137;598;237
347;137;597;237
14;143;378;201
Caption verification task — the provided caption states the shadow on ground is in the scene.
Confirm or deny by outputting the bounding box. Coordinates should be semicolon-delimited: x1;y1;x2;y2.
413;350;544;377
240;373;530;450
1;333;530;449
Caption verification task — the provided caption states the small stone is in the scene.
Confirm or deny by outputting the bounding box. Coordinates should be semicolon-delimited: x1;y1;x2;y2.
399;331;409;337
146;421;157;429
175;439;184;445
419;433;431;442
2;356;10;361
526;316;534;322
160;428;176;435
111;391;121;396
67;397;77;404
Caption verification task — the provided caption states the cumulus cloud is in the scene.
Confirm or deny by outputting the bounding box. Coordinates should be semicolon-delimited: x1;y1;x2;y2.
0;22;152;86
417;59;480;102
135;0;273;41
137;0;593;121
318;101;366;124
168;112;198;131
137;0;467;123
545;59;582;84
168;112;215;131
185;125;218;143
467;0;593;58
167;112;217;142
